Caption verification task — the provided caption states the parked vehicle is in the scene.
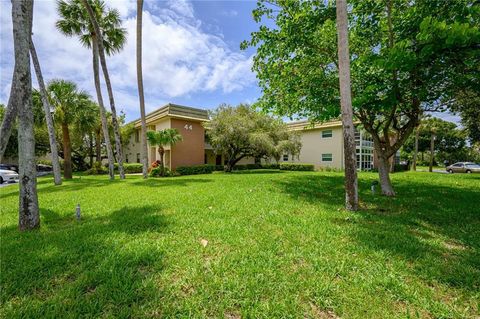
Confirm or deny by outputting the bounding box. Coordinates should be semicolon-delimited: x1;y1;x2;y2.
0;169;19;184
446;162;480;174
0;164;18;173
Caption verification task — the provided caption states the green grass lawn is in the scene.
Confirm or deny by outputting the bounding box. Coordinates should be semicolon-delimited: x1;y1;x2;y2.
1;171;479;318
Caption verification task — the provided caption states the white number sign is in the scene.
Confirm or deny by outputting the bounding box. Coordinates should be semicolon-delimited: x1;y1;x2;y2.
184;124;193;130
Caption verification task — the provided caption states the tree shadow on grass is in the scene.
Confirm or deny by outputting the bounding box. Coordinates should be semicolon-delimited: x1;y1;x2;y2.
0;205;167;317
230;169;286;175
129;177;213;188
273;173;480;291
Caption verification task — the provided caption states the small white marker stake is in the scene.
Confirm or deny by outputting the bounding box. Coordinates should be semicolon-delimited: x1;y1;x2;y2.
76;204;81;220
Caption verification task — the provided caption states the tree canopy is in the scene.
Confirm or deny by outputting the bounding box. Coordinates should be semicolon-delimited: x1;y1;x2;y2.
204;104;301;172
242;0;480;195
402;117;470;165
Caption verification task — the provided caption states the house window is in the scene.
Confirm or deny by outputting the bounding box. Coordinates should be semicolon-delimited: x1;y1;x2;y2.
135;130;140;142
136;153;140;163
322;130;333;138
148;125;155;131
125;155;129;163
283;154;289;161
322;153;333;162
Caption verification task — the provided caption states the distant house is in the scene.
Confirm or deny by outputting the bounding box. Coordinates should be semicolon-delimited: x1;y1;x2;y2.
124;103;379;171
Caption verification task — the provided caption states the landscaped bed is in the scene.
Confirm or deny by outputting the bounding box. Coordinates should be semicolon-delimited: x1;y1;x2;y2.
1;171;479;318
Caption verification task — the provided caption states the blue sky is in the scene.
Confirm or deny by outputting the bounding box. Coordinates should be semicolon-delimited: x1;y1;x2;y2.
0;0;261;122
0;0;459;124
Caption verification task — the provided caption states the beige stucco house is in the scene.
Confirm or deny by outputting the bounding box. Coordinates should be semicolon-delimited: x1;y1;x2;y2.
124;103;375;171
284;120;374;170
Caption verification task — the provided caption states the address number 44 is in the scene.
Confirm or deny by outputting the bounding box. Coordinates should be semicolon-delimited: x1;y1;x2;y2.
184;124;193;130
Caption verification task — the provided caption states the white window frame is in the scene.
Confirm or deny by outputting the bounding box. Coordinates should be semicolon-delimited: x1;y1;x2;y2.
322;130;333;138
322;153;333;162
283;154;289;161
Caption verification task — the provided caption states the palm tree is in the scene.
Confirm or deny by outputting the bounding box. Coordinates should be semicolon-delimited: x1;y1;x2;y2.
146;129;183;176
336;0;358;210
137;0;148;179
30;39;62;185
47;80;91;179
12;0;40;230
56;0;126;179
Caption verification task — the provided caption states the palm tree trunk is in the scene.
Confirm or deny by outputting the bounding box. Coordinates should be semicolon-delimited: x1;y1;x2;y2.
13;0;39;231
61;121;73;179
95;128;102;162
89;132;94;168
429;132;435;172
80;0;125;179
30;39;62;185
0;94;17;162
412;126;419;171
158;147;165;176
91;36;115;179
336;0;358;211
137;0;148;179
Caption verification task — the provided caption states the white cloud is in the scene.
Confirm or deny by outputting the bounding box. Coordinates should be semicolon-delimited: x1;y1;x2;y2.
165;0;194;19
221;9;238;17
0;0;255;120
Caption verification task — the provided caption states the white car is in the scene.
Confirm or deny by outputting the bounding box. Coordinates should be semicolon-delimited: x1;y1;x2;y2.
0;169;19;184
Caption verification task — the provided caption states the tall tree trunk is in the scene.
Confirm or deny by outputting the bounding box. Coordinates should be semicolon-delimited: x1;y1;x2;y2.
412;126;419;171
13;0;39;231
95;128;102;162
377;155;395;196
61;121;72;179
89;132;94;168
429;132;435;172
80;0;125;179
158;147;165;176
91;36;115;179
0;91;18;162
336;0;358;211
30;39;62;185
137;0;148;179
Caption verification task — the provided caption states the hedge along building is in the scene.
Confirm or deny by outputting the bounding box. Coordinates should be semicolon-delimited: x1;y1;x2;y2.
124;103;376;171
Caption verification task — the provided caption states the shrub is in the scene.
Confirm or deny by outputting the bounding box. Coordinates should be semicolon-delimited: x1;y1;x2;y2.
232;164;248;171
37;159;65;169
279;163;315;171
394;164;409;172
119;163;143;174
214;165;225;171
85;162;108;175
261;163;280;169
149;166;175;177
232;163;280;170
109;163;144;174
175;164;215;175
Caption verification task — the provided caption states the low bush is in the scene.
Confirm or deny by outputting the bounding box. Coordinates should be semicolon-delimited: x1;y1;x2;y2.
232;163;280;170
38;159;65;170
116;163;143;174
261;163;280;169
149;166;176;177
214;165;225;171
394;164;409;172
317;166;342;172
85;162;108;175
279;163;315;171
175;164;215;175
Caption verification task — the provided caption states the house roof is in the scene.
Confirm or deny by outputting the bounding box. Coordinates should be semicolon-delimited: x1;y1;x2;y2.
130;103;209;127
287;119;343;131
